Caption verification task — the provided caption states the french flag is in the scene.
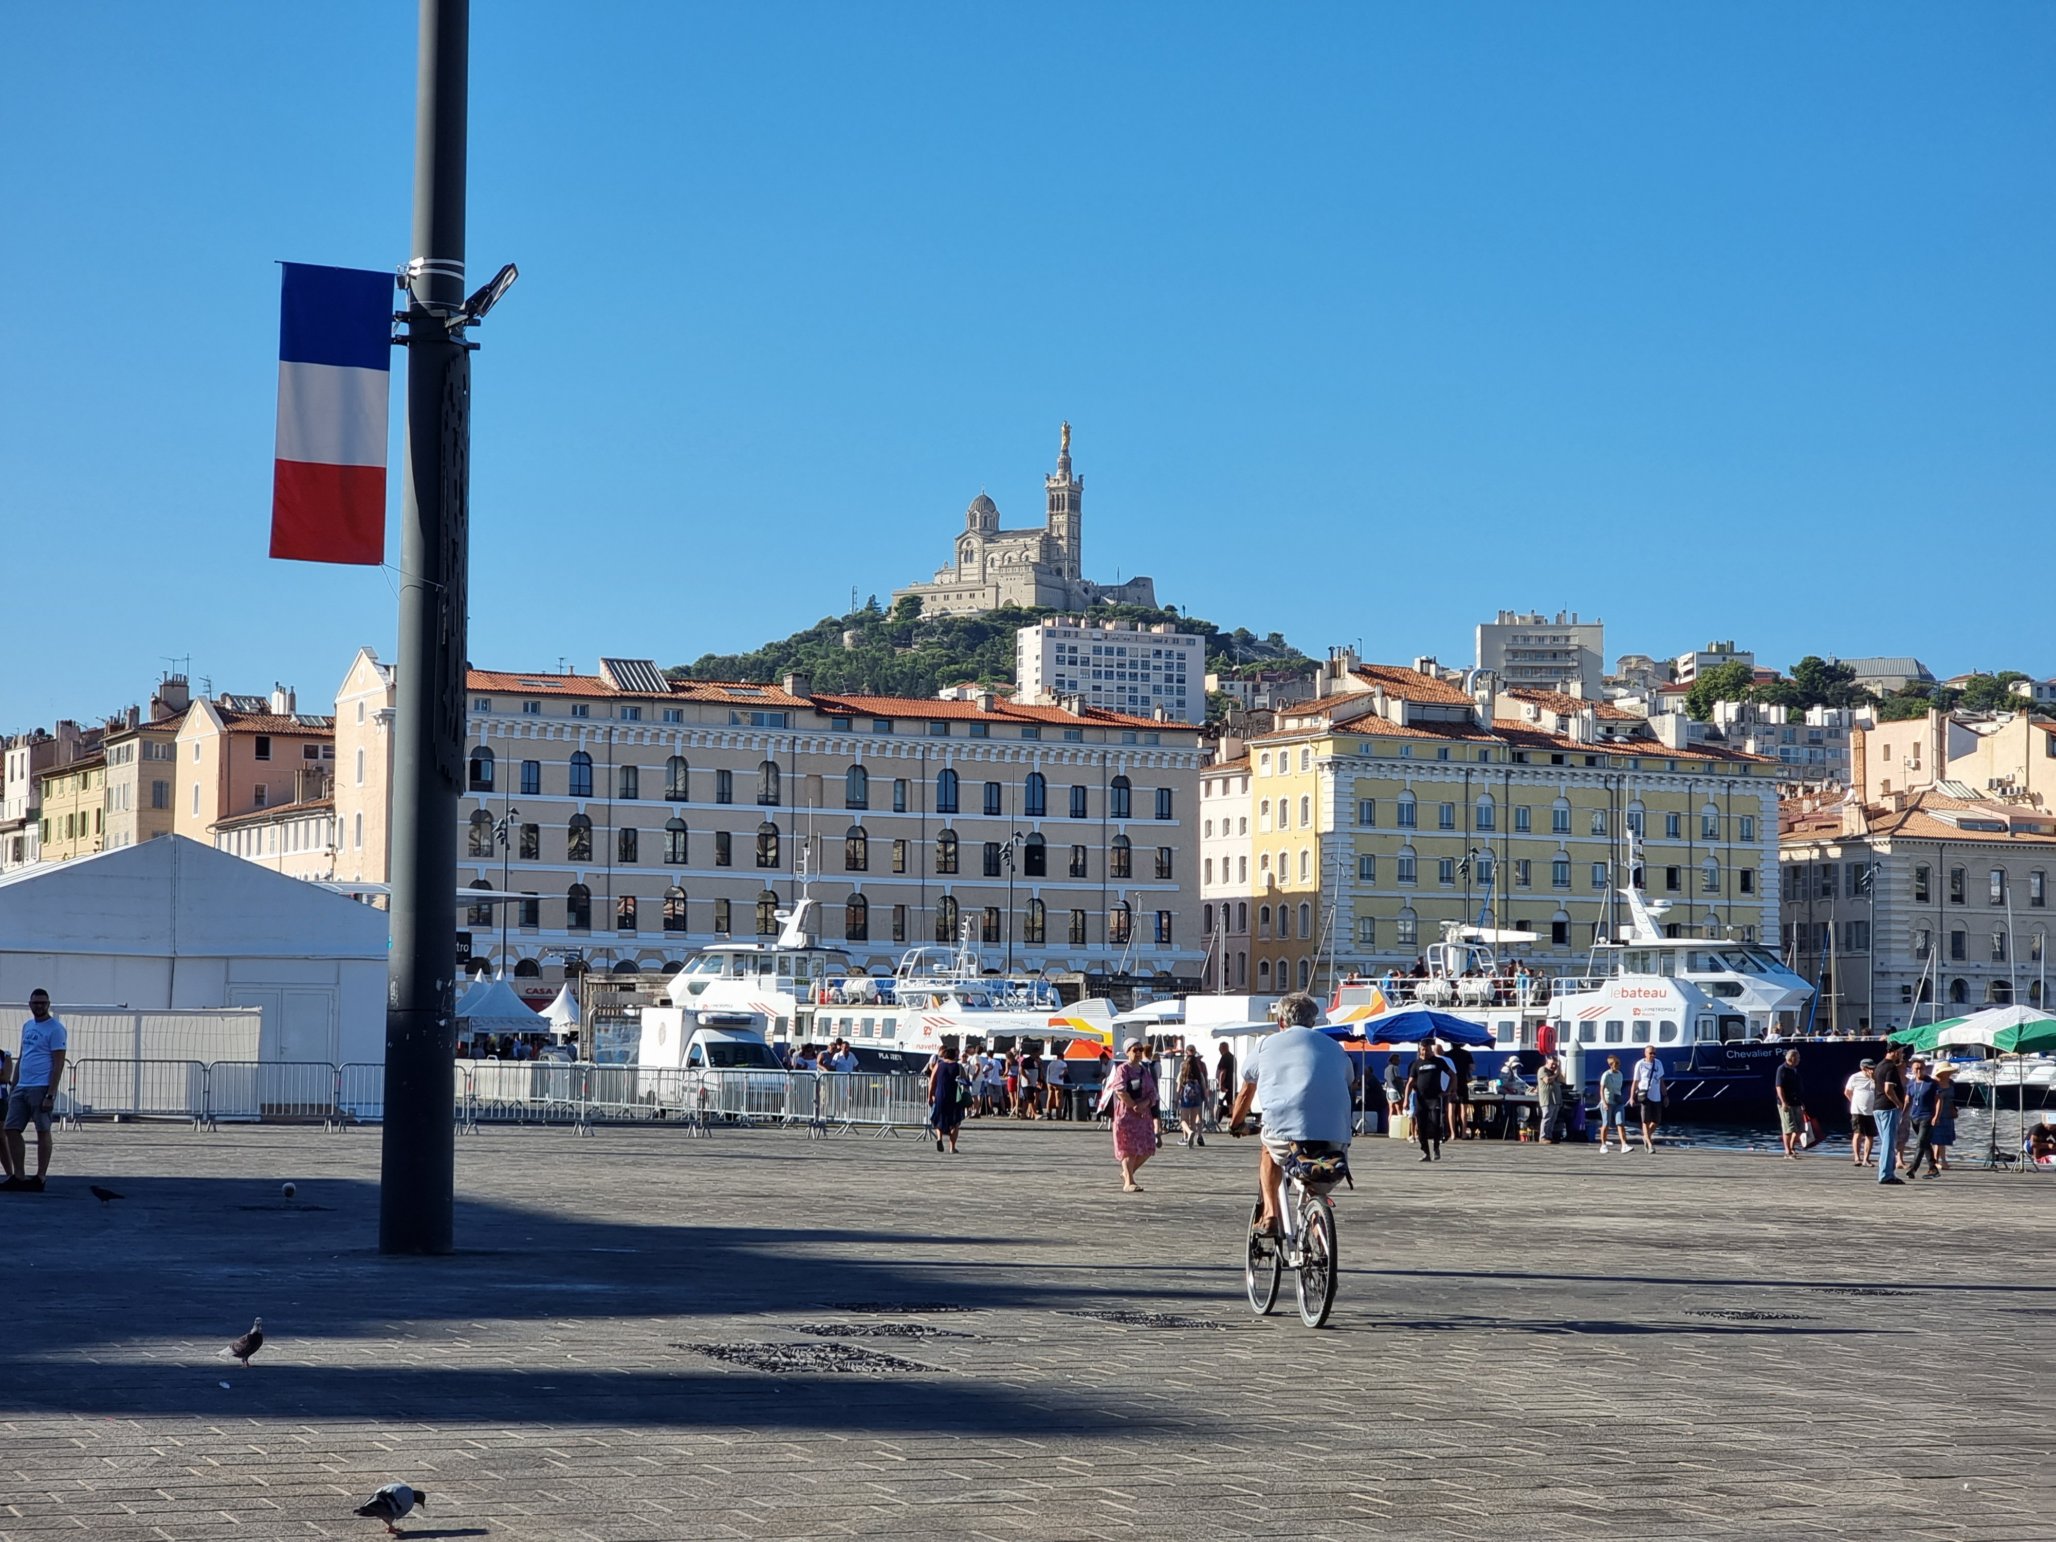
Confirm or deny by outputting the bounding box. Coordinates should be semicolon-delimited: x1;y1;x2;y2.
270;262;393;565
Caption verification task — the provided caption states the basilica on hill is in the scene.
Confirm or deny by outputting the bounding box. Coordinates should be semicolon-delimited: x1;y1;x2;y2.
890;424;1158;618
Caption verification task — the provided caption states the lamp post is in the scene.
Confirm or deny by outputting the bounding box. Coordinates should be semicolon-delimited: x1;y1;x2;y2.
494;804;520;975
1003;831;1022;974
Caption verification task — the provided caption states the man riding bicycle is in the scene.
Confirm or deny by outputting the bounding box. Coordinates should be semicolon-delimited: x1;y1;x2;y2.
1228;992;1354;1236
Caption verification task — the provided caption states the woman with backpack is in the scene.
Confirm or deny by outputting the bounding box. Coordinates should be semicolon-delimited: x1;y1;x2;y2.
1175;1047;1208;1148
1107;1041;1161;1191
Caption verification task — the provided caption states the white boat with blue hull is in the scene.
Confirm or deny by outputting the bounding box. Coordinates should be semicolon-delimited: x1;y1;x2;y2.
1329;864;1837;1116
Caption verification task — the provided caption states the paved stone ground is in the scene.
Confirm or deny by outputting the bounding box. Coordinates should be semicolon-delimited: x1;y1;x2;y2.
0;1116;2049;1541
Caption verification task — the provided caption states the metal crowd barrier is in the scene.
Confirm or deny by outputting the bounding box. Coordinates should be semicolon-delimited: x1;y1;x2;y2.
56;1060;962;1138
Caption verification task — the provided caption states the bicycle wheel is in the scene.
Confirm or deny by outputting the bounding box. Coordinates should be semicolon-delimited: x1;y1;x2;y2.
1245;1200;1281;1316
1295;1198;1338;1328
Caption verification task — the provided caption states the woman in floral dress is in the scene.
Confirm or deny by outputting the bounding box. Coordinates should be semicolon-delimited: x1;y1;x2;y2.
1109;1041;1160;1192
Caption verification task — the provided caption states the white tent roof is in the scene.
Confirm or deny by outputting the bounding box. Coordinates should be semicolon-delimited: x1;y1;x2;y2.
454;976;542;1033
0;835;386;959
539;984;580;1030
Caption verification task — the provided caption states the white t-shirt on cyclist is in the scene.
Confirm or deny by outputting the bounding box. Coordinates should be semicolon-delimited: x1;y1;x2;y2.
1241;1027;1353;1144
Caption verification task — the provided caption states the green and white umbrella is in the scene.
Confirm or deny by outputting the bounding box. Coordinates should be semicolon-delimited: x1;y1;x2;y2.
1931;1005;2056;1055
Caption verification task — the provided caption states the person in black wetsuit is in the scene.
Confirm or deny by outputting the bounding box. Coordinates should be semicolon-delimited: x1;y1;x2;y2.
1410;1047;1449;1162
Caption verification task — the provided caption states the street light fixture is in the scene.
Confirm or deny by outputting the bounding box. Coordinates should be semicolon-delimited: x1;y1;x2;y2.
494;803;520;976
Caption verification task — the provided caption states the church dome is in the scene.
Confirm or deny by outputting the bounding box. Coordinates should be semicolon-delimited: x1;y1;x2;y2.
967;493;997;516
965;492;999;532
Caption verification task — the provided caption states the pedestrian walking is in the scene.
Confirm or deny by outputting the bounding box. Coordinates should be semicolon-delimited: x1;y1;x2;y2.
1776;1049;1807;1159
1902;1058;1943;1178
1043;1046;1069;1119
1214;1043;1238;1124
1408;1047;1447;1162
1844;1058;1878;1167
3;990;66;1192
1175;1047;1208;1147
1595;1054;1629;1152
1448;1042;1475;1139
1107;1041;1160;1192
1874;1045;1907;1185
1016;1048;1040;1119
1629;1045;1665;1154
1931;1066;1959;1170
927;1043;965;1154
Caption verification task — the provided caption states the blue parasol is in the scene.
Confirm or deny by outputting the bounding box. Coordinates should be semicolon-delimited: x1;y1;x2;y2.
1323;1007;1496;1048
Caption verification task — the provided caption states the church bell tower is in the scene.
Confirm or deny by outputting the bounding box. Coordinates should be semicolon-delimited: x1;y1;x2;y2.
1044;421;1082;581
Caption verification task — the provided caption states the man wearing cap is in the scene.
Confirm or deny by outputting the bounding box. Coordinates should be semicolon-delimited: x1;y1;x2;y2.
1844;1058;1879;1167
1775;1048;1806;1159
1873;1045;1907;1186
1902;1058;1943;1178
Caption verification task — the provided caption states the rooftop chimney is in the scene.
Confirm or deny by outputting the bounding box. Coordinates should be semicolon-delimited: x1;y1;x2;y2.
782;671;811;698
269;684;296;715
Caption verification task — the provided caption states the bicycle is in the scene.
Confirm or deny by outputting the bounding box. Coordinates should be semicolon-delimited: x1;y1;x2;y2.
1237;1137;1350;1328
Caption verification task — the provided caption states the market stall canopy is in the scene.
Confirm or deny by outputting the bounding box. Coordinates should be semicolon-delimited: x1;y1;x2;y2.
1324;1007;1496;1048
540;984;580;1034
454;976;542;1034
1932;1005;2056;1055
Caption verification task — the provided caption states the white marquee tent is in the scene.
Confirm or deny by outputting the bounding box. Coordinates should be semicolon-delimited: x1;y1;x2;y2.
454;976;543;1035
0;836;389;1063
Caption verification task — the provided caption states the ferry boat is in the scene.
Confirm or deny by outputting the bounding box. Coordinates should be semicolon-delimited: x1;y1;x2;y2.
1325;858;1878;1117
660;896;1115;1063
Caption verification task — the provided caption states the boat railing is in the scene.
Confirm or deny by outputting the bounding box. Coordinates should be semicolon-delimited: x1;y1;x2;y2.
1343;975;1552;1011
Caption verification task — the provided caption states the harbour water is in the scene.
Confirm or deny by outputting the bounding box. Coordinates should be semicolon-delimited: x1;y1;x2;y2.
1668;1102;2046;1163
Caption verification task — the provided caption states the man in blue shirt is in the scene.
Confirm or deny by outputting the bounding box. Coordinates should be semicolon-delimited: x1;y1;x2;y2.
1901;1058;1942;1179
5;989;68;1193
1228;993;1353;1235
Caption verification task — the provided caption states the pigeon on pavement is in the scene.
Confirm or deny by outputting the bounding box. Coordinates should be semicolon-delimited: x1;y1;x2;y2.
221;1317;264;1366
89;1186;124;1205
353;1482;427;1534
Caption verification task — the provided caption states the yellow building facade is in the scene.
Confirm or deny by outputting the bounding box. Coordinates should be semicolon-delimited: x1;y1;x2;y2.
36;752;107;864
1204;663;1784;995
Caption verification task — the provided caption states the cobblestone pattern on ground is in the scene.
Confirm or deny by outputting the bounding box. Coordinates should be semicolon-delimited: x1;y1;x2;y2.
0;1120;2050;1540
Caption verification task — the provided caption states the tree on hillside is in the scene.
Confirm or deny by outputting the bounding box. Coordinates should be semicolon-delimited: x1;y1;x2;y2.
1957;671;2030;712
1756;655;1864;712
1684;660;1758;721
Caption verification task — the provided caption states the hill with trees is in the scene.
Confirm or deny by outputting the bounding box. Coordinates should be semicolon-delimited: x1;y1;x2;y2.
668;599;1312;709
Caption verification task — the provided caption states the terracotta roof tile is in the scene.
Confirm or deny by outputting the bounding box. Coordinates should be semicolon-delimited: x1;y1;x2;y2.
1350;664;1473;705
1501;687;1641;722
218;713;335;735
810;693;1184;730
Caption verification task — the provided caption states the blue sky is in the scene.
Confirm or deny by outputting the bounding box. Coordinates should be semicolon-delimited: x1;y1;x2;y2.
4;2;2051;733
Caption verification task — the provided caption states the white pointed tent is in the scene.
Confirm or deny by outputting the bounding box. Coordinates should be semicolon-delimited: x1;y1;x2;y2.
454;976;543;1035
0;835;388;1062
539;983;580;1037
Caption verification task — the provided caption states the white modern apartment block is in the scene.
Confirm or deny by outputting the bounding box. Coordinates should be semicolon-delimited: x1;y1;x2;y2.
1475;610;1605;696
1672;640;1755;684
1016;617;1206;726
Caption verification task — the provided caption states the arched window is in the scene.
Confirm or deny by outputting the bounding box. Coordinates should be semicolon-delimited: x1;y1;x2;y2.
936;768;959;814
1397;845;1418;885
1989;979;2013;1004
845;893;869;941
1475;794;1495;831
617;895;638;933
1023;832;1046;877
664;818;688;864
1024;772;1047;817
844;825;869;872
1701;858;1720;894
756;889;779;934
1626;799;1646;836
1110;834;1132;879
467;808;494;857
467;745;494;792
1258;959;1272;986
1110;776;1132;820
1298;901;1312;939
618;826;639;864
566;883;591;931
1701;801;1720;840
569;751;593;799
566;813;592;863
1396;792;1417;829
1551;796;1572;835
1276;801;1289;832
935;894;959;942
1258;904;1273;939
618;764;639;800
1949;978;1968;1003
1203;903;1214;935
935;829;959;874
756;821;780;868
466;879;493;927
663;886;687;933
1235;901;1247;933
1109;902;1133;945
1300;795;1311;827
757;760;781;806
1298;958;1311;989
845;765;868;810
1396;906;1419;946
513;957;541;977
665;755;689;800
1025;898;1047;944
